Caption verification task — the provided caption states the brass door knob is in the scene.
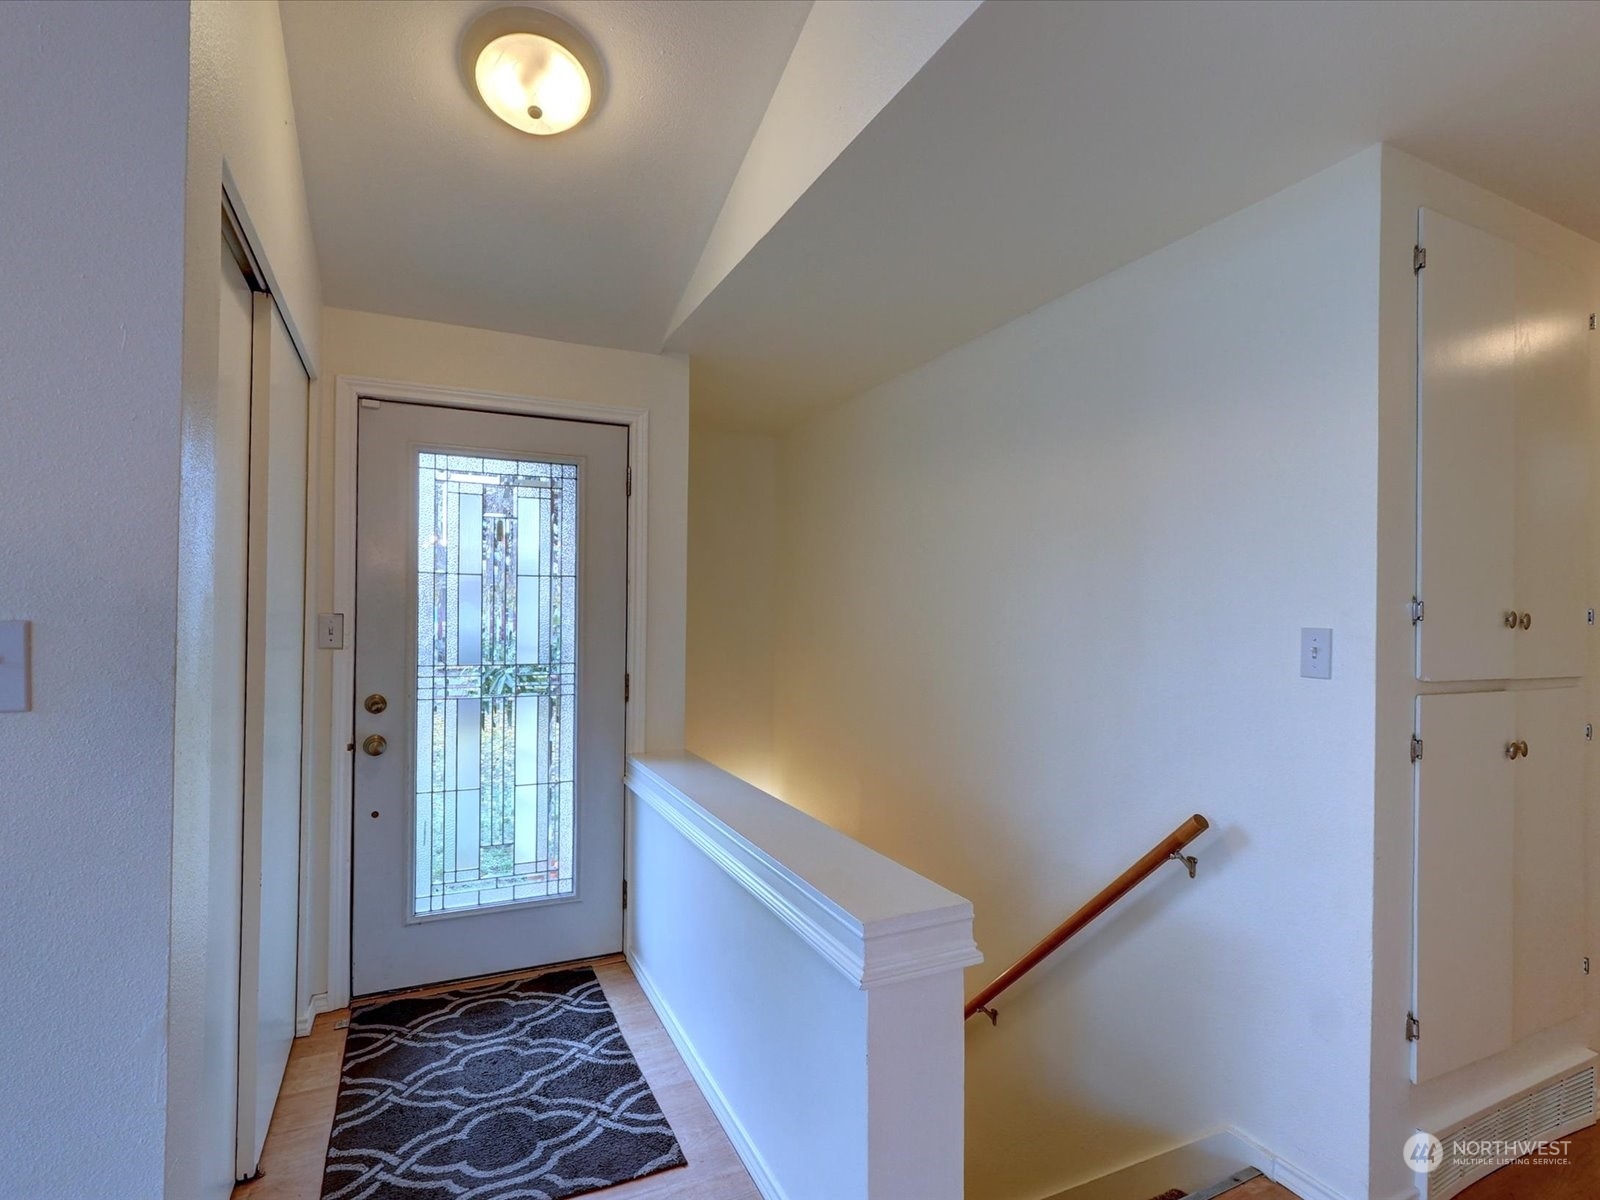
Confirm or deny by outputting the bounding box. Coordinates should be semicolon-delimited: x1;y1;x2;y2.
362;734;388;757
1519;612;1532;631
364;693;389;714
1519;740;1530;758
1506;741;1522;760
1505;611;1520;629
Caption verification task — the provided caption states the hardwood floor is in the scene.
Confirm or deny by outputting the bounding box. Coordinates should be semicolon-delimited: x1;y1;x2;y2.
1216;1177;1301;1199
1451;1119;1600;1199
231;957;759;1200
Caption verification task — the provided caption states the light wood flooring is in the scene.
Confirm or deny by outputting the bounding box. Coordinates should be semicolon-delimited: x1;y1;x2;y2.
231;956;759;1200
1451;1118;1600;1199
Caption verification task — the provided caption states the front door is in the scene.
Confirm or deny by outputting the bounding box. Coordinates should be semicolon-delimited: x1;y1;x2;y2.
351;399;627;996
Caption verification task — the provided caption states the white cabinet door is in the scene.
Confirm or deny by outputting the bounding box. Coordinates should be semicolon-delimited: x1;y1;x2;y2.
1513;252;1590;680
1417;209;1591;683
1512;686;1588;1040
1416;211;1518;682
1413;691;1516;1083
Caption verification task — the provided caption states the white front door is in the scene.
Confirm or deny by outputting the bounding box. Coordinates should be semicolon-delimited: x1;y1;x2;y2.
351;400;628;996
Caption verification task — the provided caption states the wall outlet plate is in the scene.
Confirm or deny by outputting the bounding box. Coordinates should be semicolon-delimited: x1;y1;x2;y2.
1300;627;1332;679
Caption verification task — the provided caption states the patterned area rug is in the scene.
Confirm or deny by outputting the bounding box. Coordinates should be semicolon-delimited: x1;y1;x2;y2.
322;968;687;1200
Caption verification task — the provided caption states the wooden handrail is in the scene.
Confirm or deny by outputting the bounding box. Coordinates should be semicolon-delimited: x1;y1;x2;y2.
965;813;1210;1024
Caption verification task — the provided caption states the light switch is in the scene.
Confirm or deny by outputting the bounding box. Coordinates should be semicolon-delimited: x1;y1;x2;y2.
1300;627;1332;679
317;612;345;650
0;621;31;711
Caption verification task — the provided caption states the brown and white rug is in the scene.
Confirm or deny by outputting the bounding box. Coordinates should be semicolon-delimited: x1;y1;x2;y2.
322;967;686;1200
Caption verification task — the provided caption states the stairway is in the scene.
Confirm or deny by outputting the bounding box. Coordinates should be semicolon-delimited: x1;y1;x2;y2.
1146;1167;1302;1200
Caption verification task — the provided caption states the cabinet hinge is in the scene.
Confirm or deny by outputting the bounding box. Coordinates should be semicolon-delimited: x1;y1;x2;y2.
1406;1012;1421;1042
1409;597;1425;625
623;879;629;910
1410;735;1424;763
624;673;630;703
626;466;633;497
1413;245;1426;273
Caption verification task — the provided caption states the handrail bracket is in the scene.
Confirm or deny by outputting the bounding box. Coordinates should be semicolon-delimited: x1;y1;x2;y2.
1168;849;1198;879
975;1005;999;1026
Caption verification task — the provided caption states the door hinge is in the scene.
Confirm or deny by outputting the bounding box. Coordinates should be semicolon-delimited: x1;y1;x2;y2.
624;673;631;703
1409;597;1425;625
1413;245;1426;273
1590;313;1596;331
1406;1012;1421;1042
1584;956;1591;976
622;879;629;910
1587;724;1594;743
1410;735;1424;763
626;466;633;497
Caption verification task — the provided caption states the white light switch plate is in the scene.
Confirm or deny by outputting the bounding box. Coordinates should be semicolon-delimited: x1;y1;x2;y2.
1300;627;1332;679
0;621;31;711
317;612;345;650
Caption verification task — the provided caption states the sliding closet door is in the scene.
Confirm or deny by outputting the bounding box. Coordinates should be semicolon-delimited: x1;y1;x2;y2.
236;294;311;1178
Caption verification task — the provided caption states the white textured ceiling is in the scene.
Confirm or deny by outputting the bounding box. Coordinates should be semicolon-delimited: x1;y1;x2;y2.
283;1;1600;428
670;0;1600;428
279;0;809;352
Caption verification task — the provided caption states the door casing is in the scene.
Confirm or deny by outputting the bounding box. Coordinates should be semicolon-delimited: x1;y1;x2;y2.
323;376;650;1011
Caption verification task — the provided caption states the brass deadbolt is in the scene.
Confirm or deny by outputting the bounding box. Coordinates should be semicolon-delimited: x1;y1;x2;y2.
364;693;388;714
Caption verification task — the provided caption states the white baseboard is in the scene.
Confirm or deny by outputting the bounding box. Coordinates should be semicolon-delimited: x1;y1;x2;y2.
296;991;334;1037
1040;1129;1258;1200
626;951;789;1200
1042;1126;1356;1200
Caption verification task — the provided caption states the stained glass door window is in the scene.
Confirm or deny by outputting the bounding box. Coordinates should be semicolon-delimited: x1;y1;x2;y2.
414;451;578;916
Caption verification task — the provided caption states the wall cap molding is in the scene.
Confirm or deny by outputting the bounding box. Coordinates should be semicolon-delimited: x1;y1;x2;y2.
625;754;981;989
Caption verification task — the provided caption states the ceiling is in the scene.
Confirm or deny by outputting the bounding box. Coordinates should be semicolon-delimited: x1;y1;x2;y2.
282;1;1600;429
671;0;1600;428
279;0;809;352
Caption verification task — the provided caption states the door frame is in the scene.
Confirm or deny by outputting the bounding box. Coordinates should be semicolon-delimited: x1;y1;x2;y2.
324;374;650;1008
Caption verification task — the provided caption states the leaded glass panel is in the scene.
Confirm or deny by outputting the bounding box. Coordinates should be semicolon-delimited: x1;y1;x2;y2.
414;451;578;915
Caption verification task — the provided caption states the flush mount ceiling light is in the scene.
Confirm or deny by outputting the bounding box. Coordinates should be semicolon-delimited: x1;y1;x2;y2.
461;7;604;137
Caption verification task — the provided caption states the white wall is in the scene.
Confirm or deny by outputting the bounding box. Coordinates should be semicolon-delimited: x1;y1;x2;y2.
0;4;187;1195
1369;146;1600;1200
169;3;324;1196
667;0;980;338
301;307;690;1004
687;427;780;790
765;150;1385;1200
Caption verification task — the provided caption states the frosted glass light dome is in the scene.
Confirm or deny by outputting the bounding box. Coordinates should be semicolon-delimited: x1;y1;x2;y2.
461;8;605;138
475;32;591;136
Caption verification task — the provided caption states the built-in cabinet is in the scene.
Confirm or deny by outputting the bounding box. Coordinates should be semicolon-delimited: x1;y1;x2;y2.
1414;688;1587;1082
1411;209;1592;1085
1416;209;1590;684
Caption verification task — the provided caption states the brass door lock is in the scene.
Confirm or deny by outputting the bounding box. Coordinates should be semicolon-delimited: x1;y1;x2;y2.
364;693;389;714
362;734;388;757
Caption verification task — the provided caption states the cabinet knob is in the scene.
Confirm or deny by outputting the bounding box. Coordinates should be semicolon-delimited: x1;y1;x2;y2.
1519;612;1532;631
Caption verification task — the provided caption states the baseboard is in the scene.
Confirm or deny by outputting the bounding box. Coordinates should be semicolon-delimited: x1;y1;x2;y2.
1041;1126;1356;1200
1040;1129;1259;1200
626;951;789;1200
296;991;334;1037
